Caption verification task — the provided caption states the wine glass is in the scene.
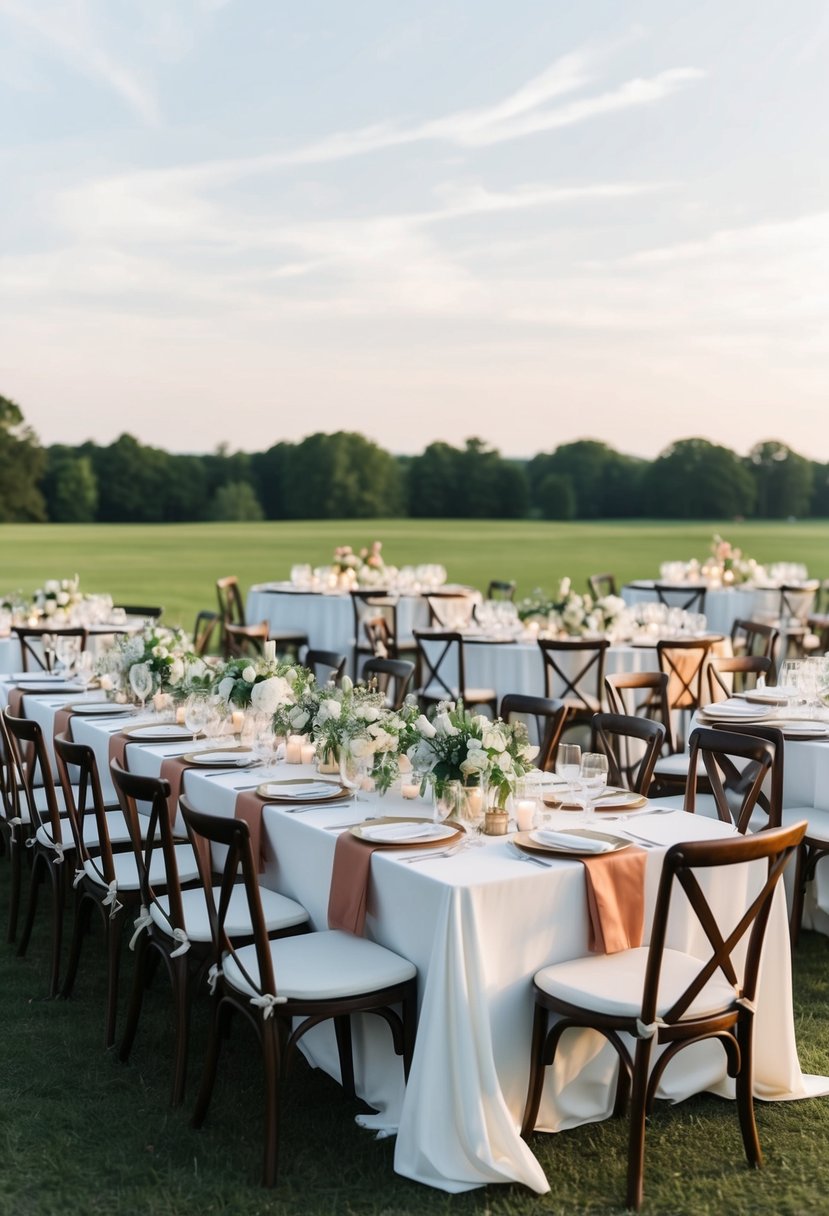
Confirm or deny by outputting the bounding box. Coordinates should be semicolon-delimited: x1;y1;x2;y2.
184;693;210;744
129;663;153;711
74;650;96;692
579;753;609;820
252;715;284;777
555;743;582;803
339;743;371;806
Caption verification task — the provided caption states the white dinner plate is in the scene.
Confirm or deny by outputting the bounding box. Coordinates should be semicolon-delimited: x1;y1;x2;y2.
68;701;134;715
181;748;255;767
516;828;630;857
700;702;774;722
256;779;348;803
350;818;463;847
127;723;197;741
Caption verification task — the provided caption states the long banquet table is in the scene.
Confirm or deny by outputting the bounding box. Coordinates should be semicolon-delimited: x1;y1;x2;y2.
3;682;825;1194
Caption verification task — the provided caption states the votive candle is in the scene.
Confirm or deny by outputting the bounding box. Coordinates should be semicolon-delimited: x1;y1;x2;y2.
300;742;316;765
516;799;536;832
285;734;304;764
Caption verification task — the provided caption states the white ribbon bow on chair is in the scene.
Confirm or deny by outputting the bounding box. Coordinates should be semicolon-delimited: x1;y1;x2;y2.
7;815;23;843
250;993;288;1020
170;928;191;958
207;964;222;995
102;880;122;919
129;905;152;950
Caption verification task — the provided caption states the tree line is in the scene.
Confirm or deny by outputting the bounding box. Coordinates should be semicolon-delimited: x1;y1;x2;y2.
1;394;827;523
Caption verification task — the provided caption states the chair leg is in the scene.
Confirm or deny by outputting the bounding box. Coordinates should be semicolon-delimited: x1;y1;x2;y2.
261;1017;281;1187
625;1037;653;1212
334;1014;356;1100
47;863;66;999
192;999;230;1129
60;890;93;999
170;958;191;1107
17;852;43;958
520;1003;549;1138
104;907;126;1049
401;985;417;1081
119;934;150;1063
736;1019;763;1169
7;838;22;943
789;843;807;948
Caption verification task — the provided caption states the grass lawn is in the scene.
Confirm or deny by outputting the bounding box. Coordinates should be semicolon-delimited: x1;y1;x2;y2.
0;854;828;1216
2;519;829;632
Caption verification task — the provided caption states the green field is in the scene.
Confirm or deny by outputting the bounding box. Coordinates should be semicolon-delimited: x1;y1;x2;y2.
2;520;828;630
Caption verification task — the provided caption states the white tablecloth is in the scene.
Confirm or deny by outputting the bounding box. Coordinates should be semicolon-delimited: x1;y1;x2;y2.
622;582;819;637
3;684;824;1194
246;584;430;658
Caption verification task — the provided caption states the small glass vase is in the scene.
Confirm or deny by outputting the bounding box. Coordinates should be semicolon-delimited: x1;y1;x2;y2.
316;744;340;775
431;778;461;824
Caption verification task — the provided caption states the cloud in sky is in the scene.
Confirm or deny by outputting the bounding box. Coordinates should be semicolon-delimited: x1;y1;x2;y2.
0;0;827;460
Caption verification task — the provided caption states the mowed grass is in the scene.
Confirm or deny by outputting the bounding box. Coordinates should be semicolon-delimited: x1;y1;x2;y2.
0;850;828;1216
2;519;829;630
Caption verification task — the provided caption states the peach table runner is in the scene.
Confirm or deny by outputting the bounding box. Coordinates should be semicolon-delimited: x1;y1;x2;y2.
582;848;647;954
328;832;381;935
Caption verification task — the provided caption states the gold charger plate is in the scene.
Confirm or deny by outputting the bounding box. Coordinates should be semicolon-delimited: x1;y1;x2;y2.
542;790;647;812
126;724;198;742
350;816;464;848
256;778;350;805
514;828;630;858
181;747;255;767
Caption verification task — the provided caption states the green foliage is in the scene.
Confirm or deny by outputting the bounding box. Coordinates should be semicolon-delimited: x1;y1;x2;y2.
207;480;264;521
0;394;46;521
535;472;576;520
749;441;814;518
642;438;757;519
42;446;98;522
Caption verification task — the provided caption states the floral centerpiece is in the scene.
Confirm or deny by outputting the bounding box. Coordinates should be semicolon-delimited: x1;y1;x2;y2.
406;699;536;808
212;647;314;715
518;579;627;637
708;535;762;585
97;625;199;703
330;540;394;589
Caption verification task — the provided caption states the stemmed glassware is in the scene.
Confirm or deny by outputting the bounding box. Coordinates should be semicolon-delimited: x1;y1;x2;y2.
579;753;609;820
129;663;153;712
555;744;581;803
339;744;371;806
183;693;210;744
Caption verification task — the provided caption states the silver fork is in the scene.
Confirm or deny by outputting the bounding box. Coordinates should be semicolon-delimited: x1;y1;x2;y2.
402;842;466;864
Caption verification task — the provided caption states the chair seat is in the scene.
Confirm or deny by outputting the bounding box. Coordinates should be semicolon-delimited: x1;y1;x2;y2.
224;929;416;1002
653;753;699;778
563;695;601;715
534;945;737;1022
84;843;200;892
150;885;309;943
36;809;135;852
782;804;829;845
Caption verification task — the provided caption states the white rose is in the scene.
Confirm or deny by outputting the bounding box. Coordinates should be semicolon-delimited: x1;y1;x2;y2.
341;675;353;693
482;725;507;753
45;580;59;594
317;699;342;724
367;727;395;752
56;591;69;607
168;658;185;685
460;750;489;776
433;712;459;737
43;600;56;616
242;665;257;684
356;704;381;723
250;676;292;716
349;736;373;758
217;677;235;703
415;714;437;739
289;706;309;730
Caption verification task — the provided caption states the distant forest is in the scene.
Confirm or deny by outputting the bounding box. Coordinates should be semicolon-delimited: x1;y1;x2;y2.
1;394;827;523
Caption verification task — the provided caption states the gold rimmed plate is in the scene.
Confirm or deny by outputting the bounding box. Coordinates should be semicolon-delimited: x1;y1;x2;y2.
68;700;134;715
514;828;630;858
350;816;464;848
542;790;647;812
126;723;199;742
256;779;350;804
181;747;255;766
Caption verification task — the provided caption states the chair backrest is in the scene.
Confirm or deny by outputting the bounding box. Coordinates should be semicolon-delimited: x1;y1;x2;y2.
351;590;399;677
304;649;347;687
414;630;465;701
363;615;393;659
2;709;63;842
54;732;116;882
109;762;187;932
113;604;163;621
499;694;567;773
193;609;220;657
778;583;818;624
224;620;269;660
592;712;666;793
730;618;779;663
178;797;278;1002
486;580;516;601
425;592;474;630
604;670;675;753
12;625;89;673
640;821;805;1029
588;572;617;599
685;725;782;833
216;576;246;627
653;583;706;613
537;638;610;713
656;637;717;712
706;655;773;702
361;658;415;709
0;707;26;828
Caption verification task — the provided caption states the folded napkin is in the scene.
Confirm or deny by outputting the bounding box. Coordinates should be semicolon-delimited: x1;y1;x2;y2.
328;832;379;936
532;829;615;854
360;821;449;843
53;706;75;743
583;850;647;954
198;751;252;765
232;789;267;873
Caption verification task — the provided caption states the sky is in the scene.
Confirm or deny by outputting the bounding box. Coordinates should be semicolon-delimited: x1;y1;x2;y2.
1;0;828;462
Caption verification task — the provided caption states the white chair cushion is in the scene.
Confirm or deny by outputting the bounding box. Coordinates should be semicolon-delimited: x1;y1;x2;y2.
83;843;200;892
534;946;737;1021
653;753;706;778
224;929;416;1002
150;885;308;943
35;809;135;851
420;683;496;705
782;805;829;844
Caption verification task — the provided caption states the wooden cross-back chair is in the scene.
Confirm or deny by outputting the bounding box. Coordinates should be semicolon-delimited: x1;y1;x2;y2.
113;604;163;621
179;799;417;1187
486;580;516;601
499;694;568;773
588;572;617;599
730;618;778;662
304;649;347;688
224;620;269;660
684;725;782;835
653;584;706;613
217;576;306;661
655;637;718;750
413;630;497;716
350;590;417;680
12;625;88;673
604;670;691;795
592;712;666;794
521;819;806;1210
193;610;219;656
706;655;773;702
537;638;609;746
361;657;415;710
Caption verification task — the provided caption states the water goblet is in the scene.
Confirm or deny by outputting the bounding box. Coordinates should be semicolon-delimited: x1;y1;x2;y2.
339;744;371;806
579;753;609;821
555;744;582;804
129;663;153;712
183;693;210;743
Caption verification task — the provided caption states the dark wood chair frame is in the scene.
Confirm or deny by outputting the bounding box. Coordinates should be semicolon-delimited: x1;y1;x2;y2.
217;576;306;661
655;637;718;751
537;638;610;747
520;820;807;1210
0;707;32;943
113;604;163;620
413;630;497;715
653;584;706;613
499;694;567;773
706;655;773;702
224;620;270;660
304;649;347;688
486;580;516;601
179;800;418;1187
592;712;665;794
12;625;89;673
588;573;617;599
684;725;782;835
193;609;220;657
361;657;415;710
